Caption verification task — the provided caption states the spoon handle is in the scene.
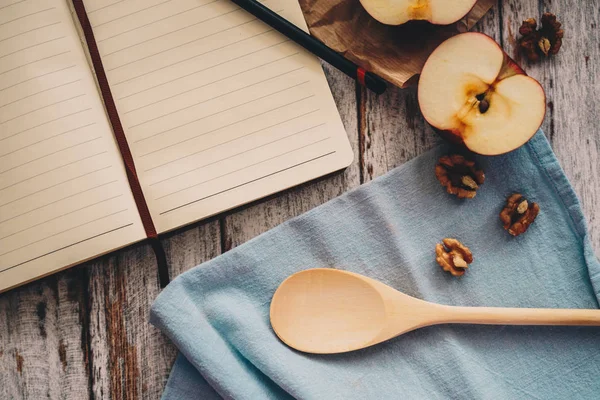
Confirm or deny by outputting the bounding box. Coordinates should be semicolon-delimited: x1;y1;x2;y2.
443;306;600;327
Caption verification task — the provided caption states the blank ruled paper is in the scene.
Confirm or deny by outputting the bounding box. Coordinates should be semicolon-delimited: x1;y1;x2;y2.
0;0;145;291
84;0;353;232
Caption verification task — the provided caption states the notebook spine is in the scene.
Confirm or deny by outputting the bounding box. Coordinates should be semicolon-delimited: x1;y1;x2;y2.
72;0;170;287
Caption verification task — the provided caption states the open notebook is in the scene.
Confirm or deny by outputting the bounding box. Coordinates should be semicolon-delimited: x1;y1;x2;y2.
0;0;352;292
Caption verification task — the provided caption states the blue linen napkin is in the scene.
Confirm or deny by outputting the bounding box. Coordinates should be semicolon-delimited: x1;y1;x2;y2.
151;130;600;400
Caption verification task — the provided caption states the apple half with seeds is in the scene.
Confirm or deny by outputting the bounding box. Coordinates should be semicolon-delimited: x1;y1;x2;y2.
418;32;546;155
360;0;478;26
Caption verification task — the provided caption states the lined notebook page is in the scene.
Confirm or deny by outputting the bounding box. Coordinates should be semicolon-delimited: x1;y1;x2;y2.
84;0;353;233
0;0;145;291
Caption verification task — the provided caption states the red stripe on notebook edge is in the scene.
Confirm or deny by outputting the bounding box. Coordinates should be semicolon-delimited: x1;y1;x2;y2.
357;67;366;87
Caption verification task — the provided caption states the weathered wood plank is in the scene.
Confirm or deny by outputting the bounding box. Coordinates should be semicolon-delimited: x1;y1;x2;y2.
222;64;361;247
84;225;219;400
359;84;440;182
164;221;222;278
85;246;163;400
0;270;90;399
472;0;502;40
84;221;220;400
500;0;600;252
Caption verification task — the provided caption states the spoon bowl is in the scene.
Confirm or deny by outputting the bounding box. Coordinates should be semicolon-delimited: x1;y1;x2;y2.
270;268;388;353
270;268;600;354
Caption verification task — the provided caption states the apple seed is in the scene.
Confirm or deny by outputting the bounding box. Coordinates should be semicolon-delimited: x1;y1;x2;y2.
478;99;490;113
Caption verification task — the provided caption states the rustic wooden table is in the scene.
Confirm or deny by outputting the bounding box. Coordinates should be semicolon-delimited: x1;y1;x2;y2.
1;1;598;398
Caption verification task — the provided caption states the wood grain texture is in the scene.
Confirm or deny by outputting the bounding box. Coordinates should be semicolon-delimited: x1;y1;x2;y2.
84;247;162;400
163;221;222;278
85;231;221;400
0;270;90;399
0;1;599;398
359;83;440;182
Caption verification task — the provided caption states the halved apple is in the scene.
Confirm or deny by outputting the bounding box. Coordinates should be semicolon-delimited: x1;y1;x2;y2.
418;32;546;155
360;0;478;26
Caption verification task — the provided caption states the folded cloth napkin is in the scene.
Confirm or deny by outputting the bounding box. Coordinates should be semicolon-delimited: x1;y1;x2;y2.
151;131;600;400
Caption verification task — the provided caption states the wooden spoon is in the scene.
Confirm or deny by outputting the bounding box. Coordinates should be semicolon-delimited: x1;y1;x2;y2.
270;268;600;354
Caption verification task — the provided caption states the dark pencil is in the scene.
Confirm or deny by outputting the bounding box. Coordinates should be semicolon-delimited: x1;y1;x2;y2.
229;0;388;94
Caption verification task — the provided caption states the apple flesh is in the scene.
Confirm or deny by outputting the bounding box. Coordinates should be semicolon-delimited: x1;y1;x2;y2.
418;32;546;155
360;0;478;26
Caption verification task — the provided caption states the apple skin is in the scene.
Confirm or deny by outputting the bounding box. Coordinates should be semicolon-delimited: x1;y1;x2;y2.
418;33;547;156
498;54;526;79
